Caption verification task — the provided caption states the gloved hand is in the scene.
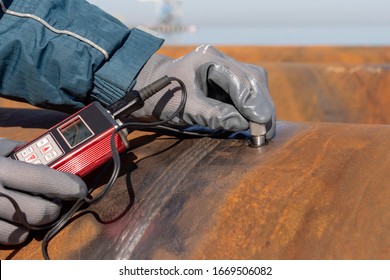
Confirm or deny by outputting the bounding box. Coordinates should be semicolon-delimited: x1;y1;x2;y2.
133;45;276;139
0;138;87;246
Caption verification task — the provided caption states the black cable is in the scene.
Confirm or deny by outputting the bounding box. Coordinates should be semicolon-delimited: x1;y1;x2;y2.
41;197;85;260
40;76;187;259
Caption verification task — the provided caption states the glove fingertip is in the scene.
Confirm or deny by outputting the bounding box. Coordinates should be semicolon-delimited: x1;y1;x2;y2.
224;118;249;132
255;106;273;124
59;172;88;199
0;220;29;246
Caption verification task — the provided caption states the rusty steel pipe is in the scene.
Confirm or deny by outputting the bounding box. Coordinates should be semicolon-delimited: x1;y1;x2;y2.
1;46;389;260
0;108;389;259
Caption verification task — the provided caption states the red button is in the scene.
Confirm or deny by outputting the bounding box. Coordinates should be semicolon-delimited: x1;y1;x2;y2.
26;154;38;162
41;145;52;154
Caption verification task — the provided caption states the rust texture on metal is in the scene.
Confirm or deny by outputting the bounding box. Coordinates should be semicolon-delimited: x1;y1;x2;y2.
1;46;390;260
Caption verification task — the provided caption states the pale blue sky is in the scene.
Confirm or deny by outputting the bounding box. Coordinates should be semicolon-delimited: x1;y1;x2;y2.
87;0;390;26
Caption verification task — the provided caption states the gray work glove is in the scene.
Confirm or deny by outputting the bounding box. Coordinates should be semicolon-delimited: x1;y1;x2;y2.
134;45;276;139
0;138;87;246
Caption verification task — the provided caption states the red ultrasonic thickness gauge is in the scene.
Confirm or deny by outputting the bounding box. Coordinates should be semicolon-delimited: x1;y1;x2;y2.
10;102;128;177
7;76;186;260
10;76;183;178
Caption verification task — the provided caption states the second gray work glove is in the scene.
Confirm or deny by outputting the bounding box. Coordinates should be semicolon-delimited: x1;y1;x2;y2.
133;45;276;139
0;138;87;246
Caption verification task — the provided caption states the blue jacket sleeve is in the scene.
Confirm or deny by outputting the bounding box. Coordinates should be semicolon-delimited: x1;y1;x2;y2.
0;0;164;112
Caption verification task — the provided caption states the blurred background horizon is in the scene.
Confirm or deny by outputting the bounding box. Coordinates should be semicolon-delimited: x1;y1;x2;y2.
87;0;390;45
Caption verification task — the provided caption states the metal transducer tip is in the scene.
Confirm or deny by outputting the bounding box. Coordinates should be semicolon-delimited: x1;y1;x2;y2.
249;122;267;148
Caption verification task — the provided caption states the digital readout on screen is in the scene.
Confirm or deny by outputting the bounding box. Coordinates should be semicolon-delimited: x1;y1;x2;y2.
59;117;93;148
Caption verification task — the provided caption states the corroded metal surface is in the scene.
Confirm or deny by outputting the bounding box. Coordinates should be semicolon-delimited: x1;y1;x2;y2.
266;63;390;124
1;46;390;259
0;106;389;259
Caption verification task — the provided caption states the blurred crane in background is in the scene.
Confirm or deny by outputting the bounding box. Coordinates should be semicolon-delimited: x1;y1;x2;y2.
137;0;196;33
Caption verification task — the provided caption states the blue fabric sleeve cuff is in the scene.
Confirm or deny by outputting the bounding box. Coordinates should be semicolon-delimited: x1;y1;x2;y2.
91;28;164;106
